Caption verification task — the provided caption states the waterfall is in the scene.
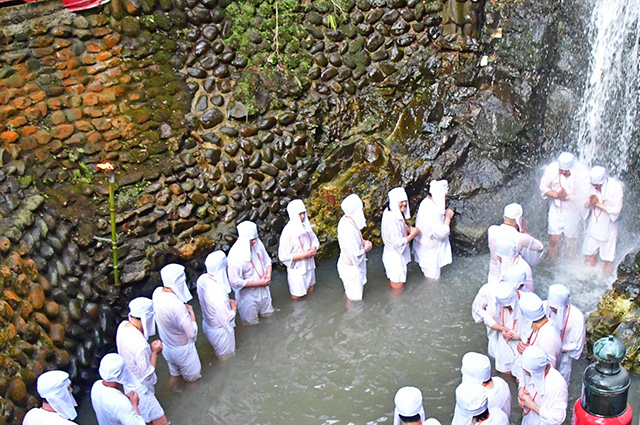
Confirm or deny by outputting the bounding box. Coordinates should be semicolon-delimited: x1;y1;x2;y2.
575;0;640;172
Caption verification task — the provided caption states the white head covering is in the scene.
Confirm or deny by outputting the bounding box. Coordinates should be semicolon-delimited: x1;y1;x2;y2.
501;267;527;290
495;238;518;274
557;152;575;170
546;284;570;334
204;250;231;294
495;281;518;309
429;179;449;215
393;386;426;425
455;382;489;419
522;346;550;396
503;203;523;230
37;370;78;420
461;352;492;385
388;187;411;220
425;419;442;425
160;263;192;303
98;353;145;395
519;292;545;321
236;221;259;262
341;194;366;229
287;199;313;236
128;297;155;339
590;166;607;185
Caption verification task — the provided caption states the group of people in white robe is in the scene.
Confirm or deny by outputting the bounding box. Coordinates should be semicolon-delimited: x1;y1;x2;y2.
24;152;618;425
539;152;624;275
339;179;454;302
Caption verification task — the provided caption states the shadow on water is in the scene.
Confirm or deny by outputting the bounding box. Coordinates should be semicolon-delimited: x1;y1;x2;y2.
77;240;640;424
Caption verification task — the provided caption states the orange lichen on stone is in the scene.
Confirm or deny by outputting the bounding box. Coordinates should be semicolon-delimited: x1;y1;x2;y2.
67;84;85;95
21;126;37;136
82;92;100;106
74;120;94;132
29;91;46;103
51;111;66;125
1;131;19;143
103;33;121;48
32;130;52;145
11;97;32;110
96;51;112;61
52;124;74;140
7;116;26;129
86;41;105;53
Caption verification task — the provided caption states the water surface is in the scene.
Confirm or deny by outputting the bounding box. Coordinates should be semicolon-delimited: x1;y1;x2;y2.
77;243;640;425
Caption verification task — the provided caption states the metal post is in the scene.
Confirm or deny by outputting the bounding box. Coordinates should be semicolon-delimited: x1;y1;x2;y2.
97;162;120;286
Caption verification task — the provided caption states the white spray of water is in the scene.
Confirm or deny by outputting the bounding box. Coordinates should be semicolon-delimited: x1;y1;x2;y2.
575;0;640;171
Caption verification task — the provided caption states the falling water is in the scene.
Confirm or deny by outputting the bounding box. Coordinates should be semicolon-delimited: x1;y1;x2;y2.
575;0;640;171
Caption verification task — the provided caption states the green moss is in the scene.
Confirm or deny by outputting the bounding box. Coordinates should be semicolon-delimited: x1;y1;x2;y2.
224;0;310;77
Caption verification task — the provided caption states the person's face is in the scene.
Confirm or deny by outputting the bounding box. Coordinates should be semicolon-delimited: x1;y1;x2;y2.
399;200;408;213
524;370;532;378
550;307;558;314
593;183;602;191
250;238;257;247
559;169;571;177
299;212;306;223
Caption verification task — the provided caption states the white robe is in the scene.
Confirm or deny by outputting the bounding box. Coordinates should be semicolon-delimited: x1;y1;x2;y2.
381;208;411;282
513;321;562;382
412;197;452;279
228;239;274;324
472;283;528;373
91;381;146;425
521;367;568;425
152;288;201;380
488;377;512;418
196;274;236;357
337;216;367;301
487;224;544;282
539;163;586;238
582;178;624;261
115;322;165;423
543;302;586;384
278;222;320;297
23;408;77;425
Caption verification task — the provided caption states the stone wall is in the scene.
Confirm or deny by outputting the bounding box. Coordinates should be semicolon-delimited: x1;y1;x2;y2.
0;0;587;422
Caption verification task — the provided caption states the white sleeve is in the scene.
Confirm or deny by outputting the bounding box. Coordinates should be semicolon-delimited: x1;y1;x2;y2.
539;165;555;199
604;183;624;222
178;307;197;341
228;260;247;290
563;309;586;359
134;347;156;387
539;384;568;425
381;213;408;252
278;226;295;267
471;286;489;324
258;241;272;267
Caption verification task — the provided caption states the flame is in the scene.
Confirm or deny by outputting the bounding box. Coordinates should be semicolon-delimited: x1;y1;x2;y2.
96;162;114;172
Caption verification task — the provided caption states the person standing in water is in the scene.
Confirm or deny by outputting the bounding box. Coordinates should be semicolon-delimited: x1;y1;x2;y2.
337;194;373;302
381;187;419;289
228;221;274;325
278;199;320;300
539;152;588;259
487;203;544;283
413;180;454;280
582;166;624;275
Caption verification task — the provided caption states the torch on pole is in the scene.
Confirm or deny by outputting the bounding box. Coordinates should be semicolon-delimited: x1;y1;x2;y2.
96;161;120;286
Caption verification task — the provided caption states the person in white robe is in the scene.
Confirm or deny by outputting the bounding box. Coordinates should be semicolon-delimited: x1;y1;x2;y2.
453;382;509;425
413;180;454;280
518;347;568;425
152;263;201;383
582;166;624;275
278;199;320;299
382;187;419;288
116;297;167;424
473;268;527;375
91;353;146;425
460;352;511;418
196;250;237;358
23;371;78;425
493;238;533;292
228;220;274;324
393;386;441;425
488;203;544;283
513;292;562;383
539;152;588;259
337;194;373;302
543;284;586;384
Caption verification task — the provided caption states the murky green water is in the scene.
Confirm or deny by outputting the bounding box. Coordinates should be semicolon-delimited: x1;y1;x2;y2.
77;245;640;425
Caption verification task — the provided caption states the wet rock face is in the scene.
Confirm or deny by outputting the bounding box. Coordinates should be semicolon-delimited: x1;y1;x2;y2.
586;251;640;374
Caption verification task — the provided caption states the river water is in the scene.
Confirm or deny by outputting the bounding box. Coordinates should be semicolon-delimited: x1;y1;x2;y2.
77;240;640;425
